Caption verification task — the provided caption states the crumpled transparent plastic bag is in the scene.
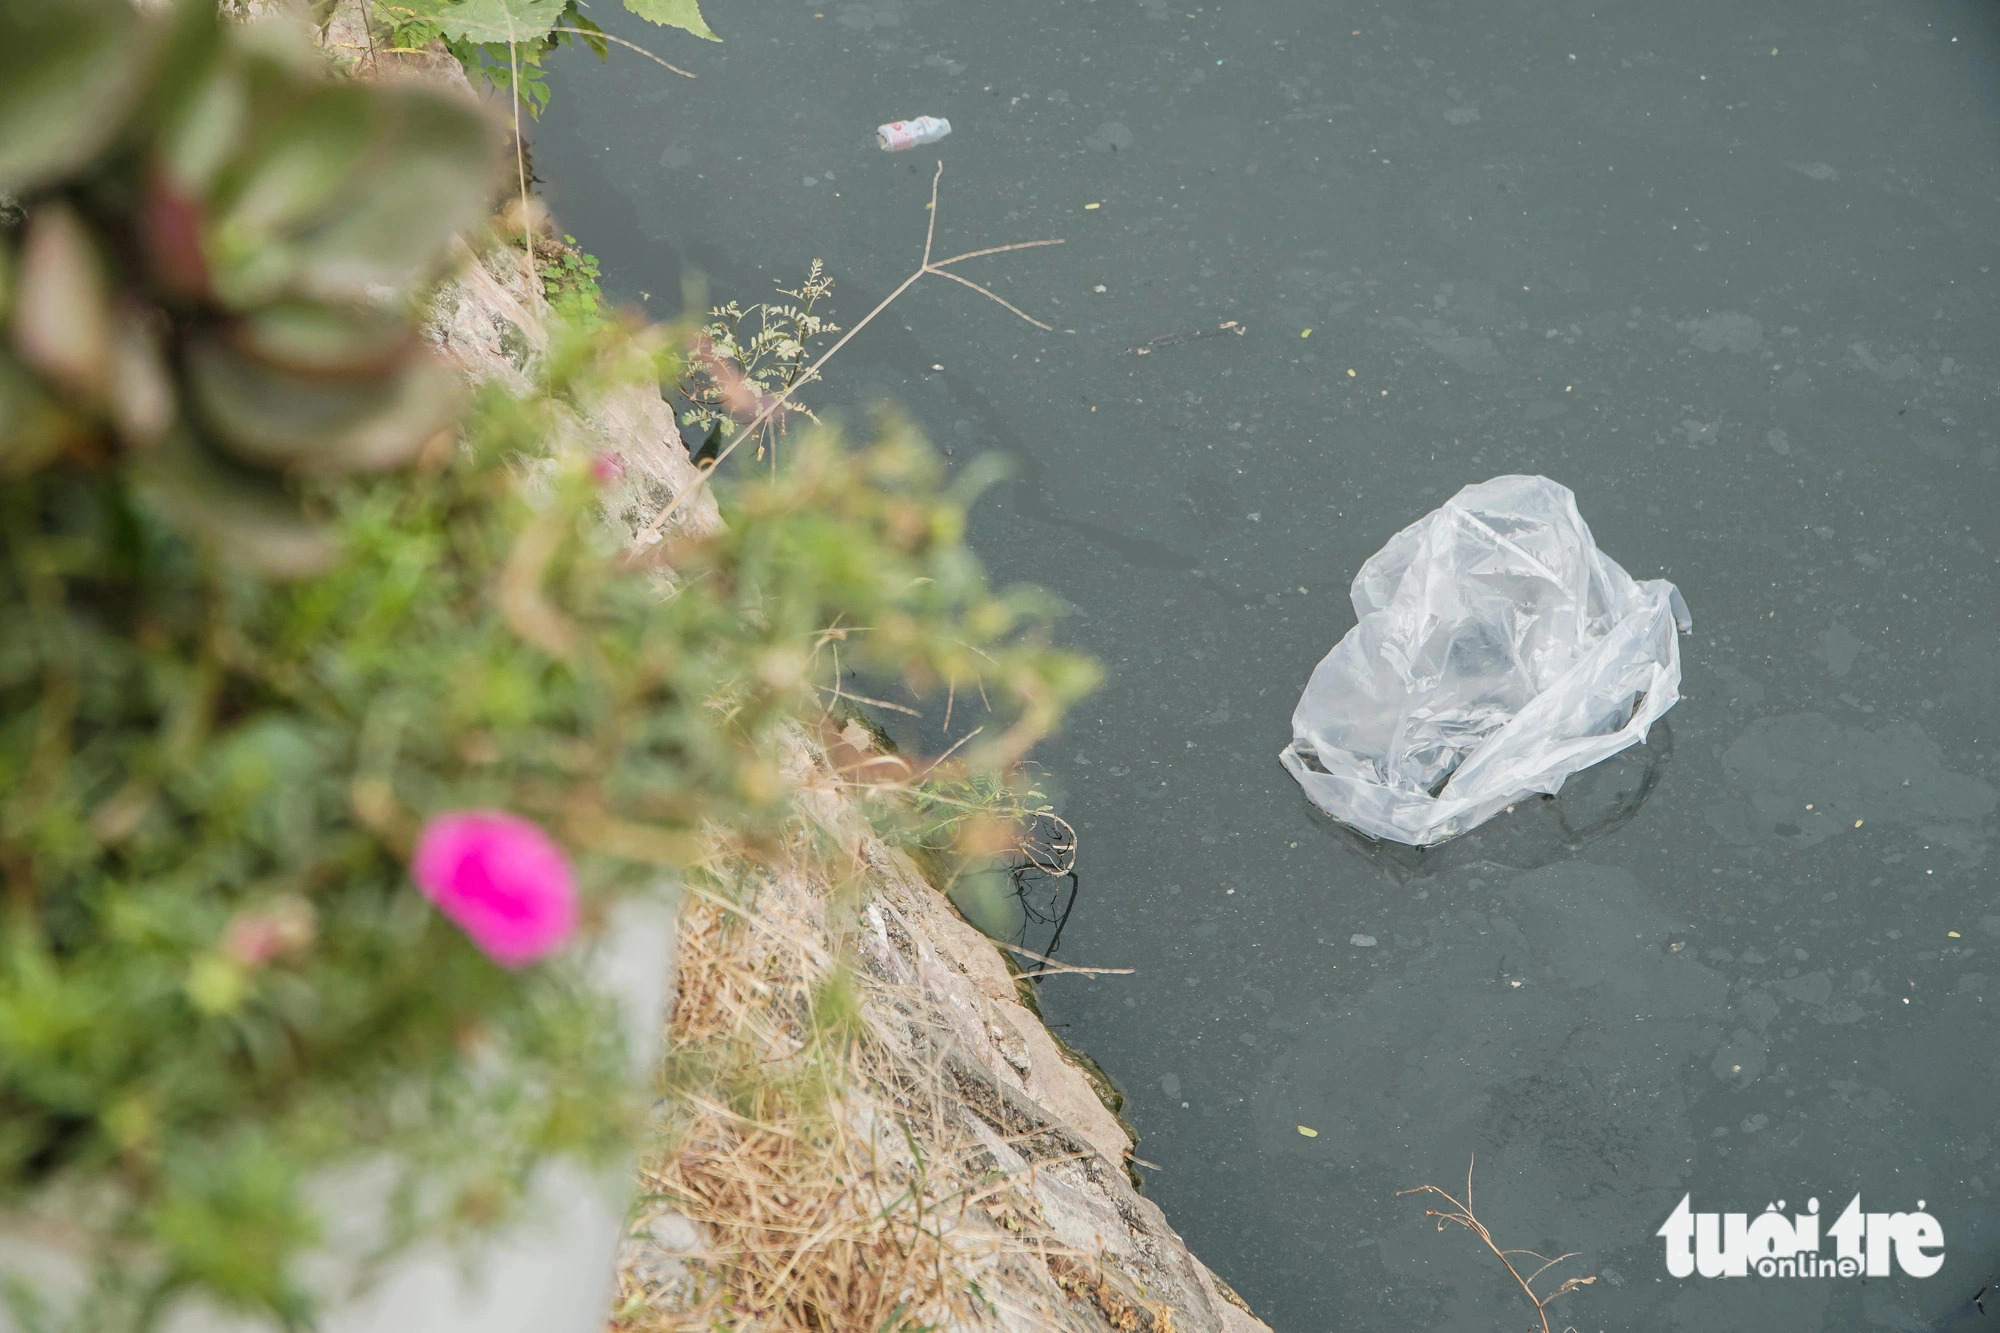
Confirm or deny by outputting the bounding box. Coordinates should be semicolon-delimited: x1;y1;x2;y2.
1280;475;1691;845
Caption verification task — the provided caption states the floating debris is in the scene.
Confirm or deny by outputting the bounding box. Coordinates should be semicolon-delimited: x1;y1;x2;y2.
1127;319;1244;356
877;116;951;151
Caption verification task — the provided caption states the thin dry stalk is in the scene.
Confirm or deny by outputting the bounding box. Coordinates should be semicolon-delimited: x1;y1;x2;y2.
815;682;922;717
503;16;531;266
547;27;695;78
473;17;687;272
993;941;1131;979
635;164;1062;543
1397;1156;1596;1333
914;725;981;781
1018;811;1076;878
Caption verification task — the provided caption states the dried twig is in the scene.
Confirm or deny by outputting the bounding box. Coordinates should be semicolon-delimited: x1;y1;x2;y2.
994;941;1130;978
1018;810;1076;878
1126;318;1245;356
1397;1156;1595;1333
502;13;531;265
547;26;695;78
913;725;982;781
814;682;922;717
634;163;1061;544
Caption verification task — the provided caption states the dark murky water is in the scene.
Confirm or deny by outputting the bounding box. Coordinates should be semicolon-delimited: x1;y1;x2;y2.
537;2;2000;1327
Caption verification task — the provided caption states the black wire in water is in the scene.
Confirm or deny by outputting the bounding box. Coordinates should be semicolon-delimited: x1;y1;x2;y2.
1004;810;1080;977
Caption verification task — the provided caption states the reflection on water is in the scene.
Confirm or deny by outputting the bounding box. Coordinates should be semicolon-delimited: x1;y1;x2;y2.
1258;861;1721;1301
1318;720;1677;880
947;808;1080;969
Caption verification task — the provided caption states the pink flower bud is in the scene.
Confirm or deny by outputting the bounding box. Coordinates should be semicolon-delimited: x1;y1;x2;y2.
591;452;626;484
222;897;315;968
411;812;578;968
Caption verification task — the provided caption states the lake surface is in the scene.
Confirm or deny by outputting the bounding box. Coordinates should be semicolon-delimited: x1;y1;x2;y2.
536;2;2000;1327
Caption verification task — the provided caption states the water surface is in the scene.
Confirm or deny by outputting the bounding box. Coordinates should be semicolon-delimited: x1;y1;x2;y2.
538;3;2000;1327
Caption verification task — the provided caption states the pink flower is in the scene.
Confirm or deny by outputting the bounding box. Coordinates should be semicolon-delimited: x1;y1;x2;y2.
591;452;626;485
222;897;316;968
411;812;578;968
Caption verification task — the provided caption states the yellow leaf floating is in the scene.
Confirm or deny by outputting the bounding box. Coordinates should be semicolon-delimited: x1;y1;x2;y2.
1297;1125;1318;1137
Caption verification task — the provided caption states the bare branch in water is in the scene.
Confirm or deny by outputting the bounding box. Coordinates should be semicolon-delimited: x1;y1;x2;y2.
994;941;1131;978
1397;1156;1596;1333
635;164;1061;543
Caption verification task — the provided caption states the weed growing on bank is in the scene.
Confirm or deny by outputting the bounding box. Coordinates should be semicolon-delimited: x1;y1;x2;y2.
636;164;1065;542
537;233;608;328
676;261;842;466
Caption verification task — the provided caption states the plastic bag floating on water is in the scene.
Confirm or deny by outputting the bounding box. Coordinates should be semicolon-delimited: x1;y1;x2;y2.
1280;475;1691;846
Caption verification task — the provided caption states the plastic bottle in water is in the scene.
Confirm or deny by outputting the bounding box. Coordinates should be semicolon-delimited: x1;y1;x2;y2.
876;116;952;151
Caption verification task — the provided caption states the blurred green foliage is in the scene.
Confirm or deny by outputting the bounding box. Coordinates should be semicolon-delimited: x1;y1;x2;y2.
883;771;1054;884
373;0;718;118
537;233;605;329
0;0;499;576
0;1;1092;1326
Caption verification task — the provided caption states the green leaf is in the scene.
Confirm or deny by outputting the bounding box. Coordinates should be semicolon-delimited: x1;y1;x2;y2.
623;0;720;41
10;203;115;404
137;435;338;579
406;0;567;46
157;60;250;197
0;0;151;193
230;301;415;376
183;330;458;474
560;12;610;59
0;354;73;477
280;84;501;298
209;83;376;286
209;82;499;305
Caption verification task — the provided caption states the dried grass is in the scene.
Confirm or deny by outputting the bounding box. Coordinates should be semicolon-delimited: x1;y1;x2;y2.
612;849;1037;1333
606;697;1150;1333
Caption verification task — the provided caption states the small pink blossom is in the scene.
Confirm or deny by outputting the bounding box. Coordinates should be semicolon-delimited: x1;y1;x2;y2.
411;812;578;968
591;451;626;485
222;897;316;968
